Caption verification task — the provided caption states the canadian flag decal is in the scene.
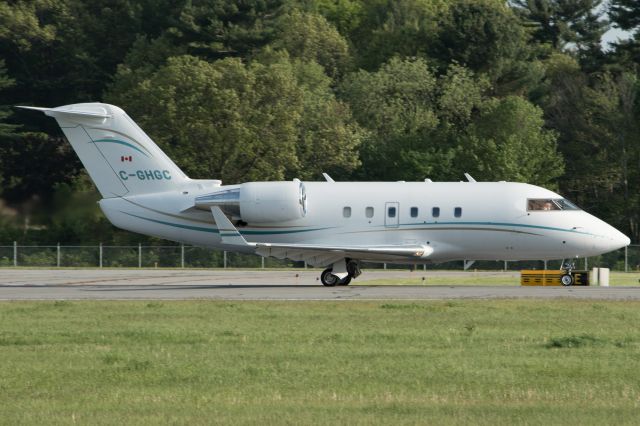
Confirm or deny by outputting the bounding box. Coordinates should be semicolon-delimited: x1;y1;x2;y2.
121;155;133;162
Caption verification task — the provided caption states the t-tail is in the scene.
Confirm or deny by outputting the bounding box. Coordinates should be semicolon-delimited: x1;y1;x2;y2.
18;103;188;198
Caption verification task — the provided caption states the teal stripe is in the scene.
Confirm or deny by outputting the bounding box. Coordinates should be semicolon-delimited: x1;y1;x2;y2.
242;228;330;235
122;212;329;235
396;221;596;236
93;139;150;157
124;212;218;233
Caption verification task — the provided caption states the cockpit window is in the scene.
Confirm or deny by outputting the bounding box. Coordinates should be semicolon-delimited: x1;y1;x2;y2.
527;198;581;211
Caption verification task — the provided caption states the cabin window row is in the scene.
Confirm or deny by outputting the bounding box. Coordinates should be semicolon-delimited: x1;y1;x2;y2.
343;206;463;218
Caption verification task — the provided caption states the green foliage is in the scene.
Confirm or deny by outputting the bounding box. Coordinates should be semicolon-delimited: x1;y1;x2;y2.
341;57;560;184
347;0;449;70
0;0;639;243
461;96;563;185
107;53;362;182
434;0;536;92
272;9;351;79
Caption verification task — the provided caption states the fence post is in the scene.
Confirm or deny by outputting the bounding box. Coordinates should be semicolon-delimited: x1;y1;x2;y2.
584;257;588;270
223;251;227;269
383;263;387;270
13;241;17;267
503;260;507;271
625;246;628;272
261;256;265;269
543;260;547;270
57;243;61;267
138;243;142;268
99;243;103;268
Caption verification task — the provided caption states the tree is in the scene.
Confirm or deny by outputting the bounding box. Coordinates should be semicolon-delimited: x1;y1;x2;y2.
609;0;640;31
459;96;563;185
0;59;16;193
341;57;562;183
107;53;362;183
271;9;351;79
162;0;286;60
511;0;607;69
609;0;640;65
434;0;537;93
346;0;449;71
340;57;444;180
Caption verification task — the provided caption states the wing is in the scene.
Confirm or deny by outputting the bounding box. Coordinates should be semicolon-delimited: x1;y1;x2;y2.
210;207;433;266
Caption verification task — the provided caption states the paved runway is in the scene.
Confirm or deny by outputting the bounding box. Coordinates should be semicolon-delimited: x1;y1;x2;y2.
1;269;640;300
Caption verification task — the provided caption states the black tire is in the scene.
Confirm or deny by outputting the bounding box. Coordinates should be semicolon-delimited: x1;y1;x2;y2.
338;276;352;286
321;268;339;287
561;274;574;286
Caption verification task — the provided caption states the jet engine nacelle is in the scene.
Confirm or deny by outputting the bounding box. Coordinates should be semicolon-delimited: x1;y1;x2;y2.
195;181;308;223
239;181;307;223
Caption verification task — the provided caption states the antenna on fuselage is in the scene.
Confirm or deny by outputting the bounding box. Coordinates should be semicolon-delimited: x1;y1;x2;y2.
322;172;335;182
464;173;477;182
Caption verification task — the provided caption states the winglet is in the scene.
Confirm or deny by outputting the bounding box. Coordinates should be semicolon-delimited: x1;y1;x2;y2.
210;206;251;247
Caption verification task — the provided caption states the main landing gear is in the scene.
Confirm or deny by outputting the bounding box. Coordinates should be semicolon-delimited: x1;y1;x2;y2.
320;260;361;287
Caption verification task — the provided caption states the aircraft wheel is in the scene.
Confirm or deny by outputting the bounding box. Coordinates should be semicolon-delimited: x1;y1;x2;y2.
321;268;339;287
560;274;574;286
338;276;352;286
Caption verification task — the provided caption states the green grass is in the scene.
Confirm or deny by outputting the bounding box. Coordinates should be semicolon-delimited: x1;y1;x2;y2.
361;271;640;286
1;300;640;425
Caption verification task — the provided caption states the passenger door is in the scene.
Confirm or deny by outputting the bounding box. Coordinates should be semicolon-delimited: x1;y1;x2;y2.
385;202;400;228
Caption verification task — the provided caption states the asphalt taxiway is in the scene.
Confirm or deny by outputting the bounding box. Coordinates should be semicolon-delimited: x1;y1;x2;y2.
1;269;640;300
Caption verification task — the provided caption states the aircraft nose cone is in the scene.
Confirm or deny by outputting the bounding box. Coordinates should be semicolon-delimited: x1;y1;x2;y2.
609;229;631;251
618;233;631;248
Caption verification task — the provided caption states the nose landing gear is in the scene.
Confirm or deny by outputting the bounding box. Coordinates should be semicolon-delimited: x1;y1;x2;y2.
560;260;575;286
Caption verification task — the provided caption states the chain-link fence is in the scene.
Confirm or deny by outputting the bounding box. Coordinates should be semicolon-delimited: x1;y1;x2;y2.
1;242;638;271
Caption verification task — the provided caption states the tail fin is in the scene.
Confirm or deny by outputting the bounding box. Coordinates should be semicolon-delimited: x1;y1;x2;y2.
18;103;188;198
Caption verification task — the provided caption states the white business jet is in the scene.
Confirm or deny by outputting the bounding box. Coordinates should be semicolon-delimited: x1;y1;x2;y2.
19;103;630;286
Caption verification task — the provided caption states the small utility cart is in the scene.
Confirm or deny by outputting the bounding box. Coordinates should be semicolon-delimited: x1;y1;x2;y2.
521;263;589;286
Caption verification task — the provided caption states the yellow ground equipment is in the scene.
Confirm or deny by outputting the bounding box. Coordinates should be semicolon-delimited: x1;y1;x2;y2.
521;270;589;286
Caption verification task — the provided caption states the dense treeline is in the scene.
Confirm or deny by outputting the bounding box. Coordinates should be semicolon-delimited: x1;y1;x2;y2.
0;0;639;244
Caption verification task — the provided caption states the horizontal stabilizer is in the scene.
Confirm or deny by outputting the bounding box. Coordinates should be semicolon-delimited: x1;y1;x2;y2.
17;105;112;119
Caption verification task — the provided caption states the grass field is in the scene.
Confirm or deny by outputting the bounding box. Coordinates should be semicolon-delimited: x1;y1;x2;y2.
1;300;640;425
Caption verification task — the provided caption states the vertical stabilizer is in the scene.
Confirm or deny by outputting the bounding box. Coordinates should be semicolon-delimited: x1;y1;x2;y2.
19;103;188;198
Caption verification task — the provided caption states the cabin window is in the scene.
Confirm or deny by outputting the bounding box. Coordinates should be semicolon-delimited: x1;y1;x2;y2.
365;206;374;218
454;207;462;217
432;207;440;218
410;207;418;218
527;199;580;211
388;206;397;218
343;206;351;218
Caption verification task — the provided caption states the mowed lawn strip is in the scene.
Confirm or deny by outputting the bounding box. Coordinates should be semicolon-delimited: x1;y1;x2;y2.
1;300;639;425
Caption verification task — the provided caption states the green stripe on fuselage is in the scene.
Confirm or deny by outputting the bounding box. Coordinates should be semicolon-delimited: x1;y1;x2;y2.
395;221;596;236
93;139;150;157
121;212;330;235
